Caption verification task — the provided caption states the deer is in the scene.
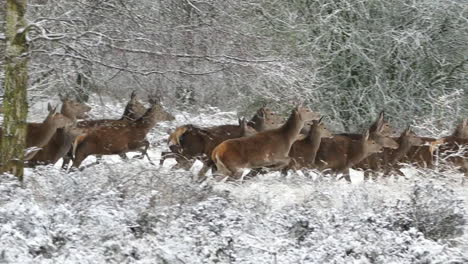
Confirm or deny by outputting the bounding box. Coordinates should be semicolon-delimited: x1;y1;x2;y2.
71;101;168;168
247;106;284;132
435;119;468;178
401;120;467;170
27;96;92;166
286;116;333;170
161;118;257;181
314;129;385;182
375;126;426;176
62;91;174;168
160;106;284;169
336;111;399;179
0;103;74;161
211;106;321;180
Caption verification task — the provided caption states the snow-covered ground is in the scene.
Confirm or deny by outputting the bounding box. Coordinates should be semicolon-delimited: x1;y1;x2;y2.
0;97;467;263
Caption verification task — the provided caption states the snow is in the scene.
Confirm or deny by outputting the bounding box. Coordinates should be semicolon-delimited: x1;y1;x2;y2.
0;97;467;263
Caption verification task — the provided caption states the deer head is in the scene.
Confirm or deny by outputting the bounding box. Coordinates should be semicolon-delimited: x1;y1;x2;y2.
60;95;91;120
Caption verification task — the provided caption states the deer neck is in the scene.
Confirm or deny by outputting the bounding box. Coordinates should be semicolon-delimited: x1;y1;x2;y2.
135;105;160;131
33;119;62;148
306;130;323;163
388;139;412;164
279;112;304;144
347;141;370;168
61;106;78;123
248;115;263;131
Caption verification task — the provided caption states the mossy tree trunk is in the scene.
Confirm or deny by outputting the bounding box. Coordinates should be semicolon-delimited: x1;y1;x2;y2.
0;0;29;181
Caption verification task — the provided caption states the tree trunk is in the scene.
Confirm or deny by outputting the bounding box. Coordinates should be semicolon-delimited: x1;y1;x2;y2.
0;0;29;181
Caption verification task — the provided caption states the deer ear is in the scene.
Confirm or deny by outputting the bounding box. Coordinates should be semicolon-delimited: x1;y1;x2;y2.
318;116;324;124
403;125;411;136
363;129;370;141
238;117;246;127
47;103;53;112
130;90;137;100
58;93;66;102
376;111;384;127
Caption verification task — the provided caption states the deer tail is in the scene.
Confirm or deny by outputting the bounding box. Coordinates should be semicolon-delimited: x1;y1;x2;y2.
212;150;232;176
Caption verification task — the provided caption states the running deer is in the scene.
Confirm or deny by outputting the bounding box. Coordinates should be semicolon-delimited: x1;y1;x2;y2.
27;97;92;166
71;101;166;168
211;106;320;179
315;129;384;181
287;117;333;170
0;104;74;160
63;92;174;168
161;106;283;169
161;118;257;171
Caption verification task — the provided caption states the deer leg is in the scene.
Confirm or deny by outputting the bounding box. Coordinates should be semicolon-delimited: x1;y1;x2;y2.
130;140;152;164
119;153;129;160
196;160;215;183
268;157;291;170
337;168;352;182
61;151;73;170
160;151;172;165
70;142;90;170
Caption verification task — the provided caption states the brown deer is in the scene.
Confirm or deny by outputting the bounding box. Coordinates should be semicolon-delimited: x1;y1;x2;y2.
71;101;168;168
247;106;284;132
27;97;92;166
161;106;283;168
396;119;467;176
338;111;399;179
315;129;384;181
0;104;74;160
287;117;333;170
211;106;320;179
63;92;174;168
377;126;426;175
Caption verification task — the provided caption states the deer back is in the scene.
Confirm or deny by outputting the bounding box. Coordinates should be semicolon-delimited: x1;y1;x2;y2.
211;106;320;174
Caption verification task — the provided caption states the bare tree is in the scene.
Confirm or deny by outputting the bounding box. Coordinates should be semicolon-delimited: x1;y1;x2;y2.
1;0;29;180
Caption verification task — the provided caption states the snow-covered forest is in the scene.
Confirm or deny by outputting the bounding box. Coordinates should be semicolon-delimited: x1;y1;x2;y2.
1;0;467;263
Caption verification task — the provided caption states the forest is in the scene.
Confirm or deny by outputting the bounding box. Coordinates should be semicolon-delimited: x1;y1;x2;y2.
0;0;467;263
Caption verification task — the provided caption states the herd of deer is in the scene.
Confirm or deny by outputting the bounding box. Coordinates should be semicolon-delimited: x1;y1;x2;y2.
164;106;467;182
0;93;467;183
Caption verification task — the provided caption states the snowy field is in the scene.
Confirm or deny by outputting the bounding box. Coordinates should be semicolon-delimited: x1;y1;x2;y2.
0;97;467;263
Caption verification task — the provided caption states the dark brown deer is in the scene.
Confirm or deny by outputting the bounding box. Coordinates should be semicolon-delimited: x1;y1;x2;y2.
0;104;74;160
315;129;384;181
71;102;168;168
287;117;333;170
211;106;320;179
162;118;257;170
27;97;92;166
